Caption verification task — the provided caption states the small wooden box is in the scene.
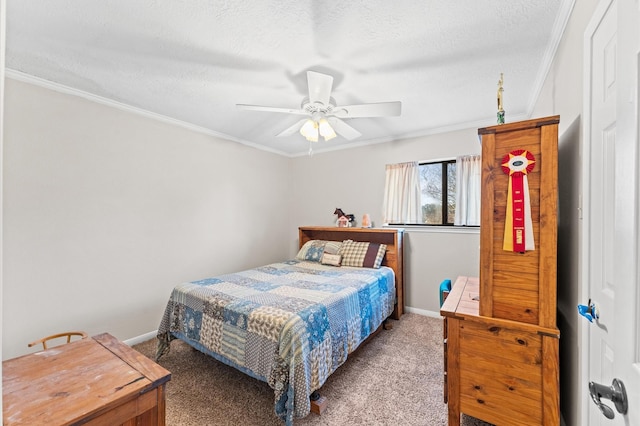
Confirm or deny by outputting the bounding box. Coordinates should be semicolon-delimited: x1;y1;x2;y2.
3;333;171;426
478;116;559;328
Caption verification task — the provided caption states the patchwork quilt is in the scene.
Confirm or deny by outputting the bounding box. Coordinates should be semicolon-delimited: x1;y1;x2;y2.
156;259;395;425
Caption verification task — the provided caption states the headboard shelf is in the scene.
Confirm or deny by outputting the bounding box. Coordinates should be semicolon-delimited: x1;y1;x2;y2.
298;226;404;319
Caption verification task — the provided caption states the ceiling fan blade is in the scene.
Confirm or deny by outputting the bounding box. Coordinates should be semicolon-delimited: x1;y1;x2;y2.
236;104;308;115
331;101;402;118
276;119;308;137
307;71;333;106
327;117;362;141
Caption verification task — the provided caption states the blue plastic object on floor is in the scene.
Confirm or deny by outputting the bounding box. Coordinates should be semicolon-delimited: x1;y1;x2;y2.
439;279;452;307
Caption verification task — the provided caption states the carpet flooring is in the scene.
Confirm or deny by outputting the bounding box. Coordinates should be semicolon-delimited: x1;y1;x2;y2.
133;313;493;425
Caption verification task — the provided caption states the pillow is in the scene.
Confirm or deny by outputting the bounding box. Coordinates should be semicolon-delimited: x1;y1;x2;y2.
296;240;343;262
322;241;342;255
321;253;342;267
338;240;387;268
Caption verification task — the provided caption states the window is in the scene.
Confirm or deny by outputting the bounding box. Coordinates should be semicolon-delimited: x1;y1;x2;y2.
383;156;480;226
419;160;456;225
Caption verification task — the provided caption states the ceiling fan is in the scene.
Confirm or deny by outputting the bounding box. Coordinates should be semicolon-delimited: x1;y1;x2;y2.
236;71;402;142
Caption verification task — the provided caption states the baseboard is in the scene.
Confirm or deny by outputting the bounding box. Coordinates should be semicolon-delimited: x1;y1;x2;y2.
404;306;442;318
123;330;157;346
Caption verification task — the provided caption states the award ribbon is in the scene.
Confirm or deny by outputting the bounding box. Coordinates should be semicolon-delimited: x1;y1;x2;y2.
501;150;535;252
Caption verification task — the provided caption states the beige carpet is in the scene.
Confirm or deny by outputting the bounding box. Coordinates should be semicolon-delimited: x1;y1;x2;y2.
133;313;493;425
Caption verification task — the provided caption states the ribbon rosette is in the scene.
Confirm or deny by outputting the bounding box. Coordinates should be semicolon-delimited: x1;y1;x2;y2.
501;150;535;252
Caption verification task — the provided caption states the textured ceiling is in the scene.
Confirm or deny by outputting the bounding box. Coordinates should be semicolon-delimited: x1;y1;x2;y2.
6;1;574;156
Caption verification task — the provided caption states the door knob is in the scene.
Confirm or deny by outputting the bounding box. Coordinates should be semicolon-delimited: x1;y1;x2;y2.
578;299;599;322
589;378;628;419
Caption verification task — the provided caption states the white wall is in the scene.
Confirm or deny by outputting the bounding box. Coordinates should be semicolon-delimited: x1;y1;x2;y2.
1;0;7;410
530;2;598;425
290;128;481;314
2;78;292;359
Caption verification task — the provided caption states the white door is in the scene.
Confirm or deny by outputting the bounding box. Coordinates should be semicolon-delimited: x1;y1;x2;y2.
584;0;640;424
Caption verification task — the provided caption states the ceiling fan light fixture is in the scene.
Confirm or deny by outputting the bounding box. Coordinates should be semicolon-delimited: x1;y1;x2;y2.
300;119;319;142
318;118;337;141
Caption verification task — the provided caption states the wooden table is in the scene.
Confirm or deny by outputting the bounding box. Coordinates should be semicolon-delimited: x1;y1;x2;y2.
3;333;171;426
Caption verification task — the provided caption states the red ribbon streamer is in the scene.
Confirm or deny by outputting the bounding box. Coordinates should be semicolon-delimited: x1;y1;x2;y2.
510;171;526;252
501;149;536;252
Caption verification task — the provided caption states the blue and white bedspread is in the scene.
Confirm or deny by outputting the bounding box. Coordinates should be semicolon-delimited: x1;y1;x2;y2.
156;259;395;424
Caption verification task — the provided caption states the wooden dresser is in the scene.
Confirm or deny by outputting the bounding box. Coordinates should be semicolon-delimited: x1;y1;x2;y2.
441;116;560;425
3;333;171;426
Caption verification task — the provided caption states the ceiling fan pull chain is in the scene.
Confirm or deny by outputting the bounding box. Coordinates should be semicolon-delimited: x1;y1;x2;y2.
308;141;314;157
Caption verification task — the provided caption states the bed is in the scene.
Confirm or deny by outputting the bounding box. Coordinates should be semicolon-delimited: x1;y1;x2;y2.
155;226;404;424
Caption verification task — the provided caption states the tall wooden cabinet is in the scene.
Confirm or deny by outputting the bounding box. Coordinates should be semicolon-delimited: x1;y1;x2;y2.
441;116;560;425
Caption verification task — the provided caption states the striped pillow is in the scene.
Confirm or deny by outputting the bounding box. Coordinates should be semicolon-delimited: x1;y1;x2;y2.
339;240;387;268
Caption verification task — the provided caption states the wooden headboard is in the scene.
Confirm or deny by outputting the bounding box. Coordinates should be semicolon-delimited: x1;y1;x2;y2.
298;226;404;319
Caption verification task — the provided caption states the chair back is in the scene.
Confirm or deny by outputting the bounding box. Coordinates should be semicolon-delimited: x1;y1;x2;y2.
28;331;88;350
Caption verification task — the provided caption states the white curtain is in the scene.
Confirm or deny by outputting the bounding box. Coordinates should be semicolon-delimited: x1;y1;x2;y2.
382;161;422;224
454;154;481;226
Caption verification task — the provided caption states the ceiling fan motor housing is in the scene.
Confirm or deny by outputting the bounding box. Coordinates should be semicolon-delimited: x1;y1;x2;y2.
301;96;337;115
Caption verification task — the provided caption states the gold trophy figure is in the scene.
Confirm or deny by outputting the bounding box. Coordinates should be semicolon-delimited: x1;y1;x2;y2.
497;73;505;124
